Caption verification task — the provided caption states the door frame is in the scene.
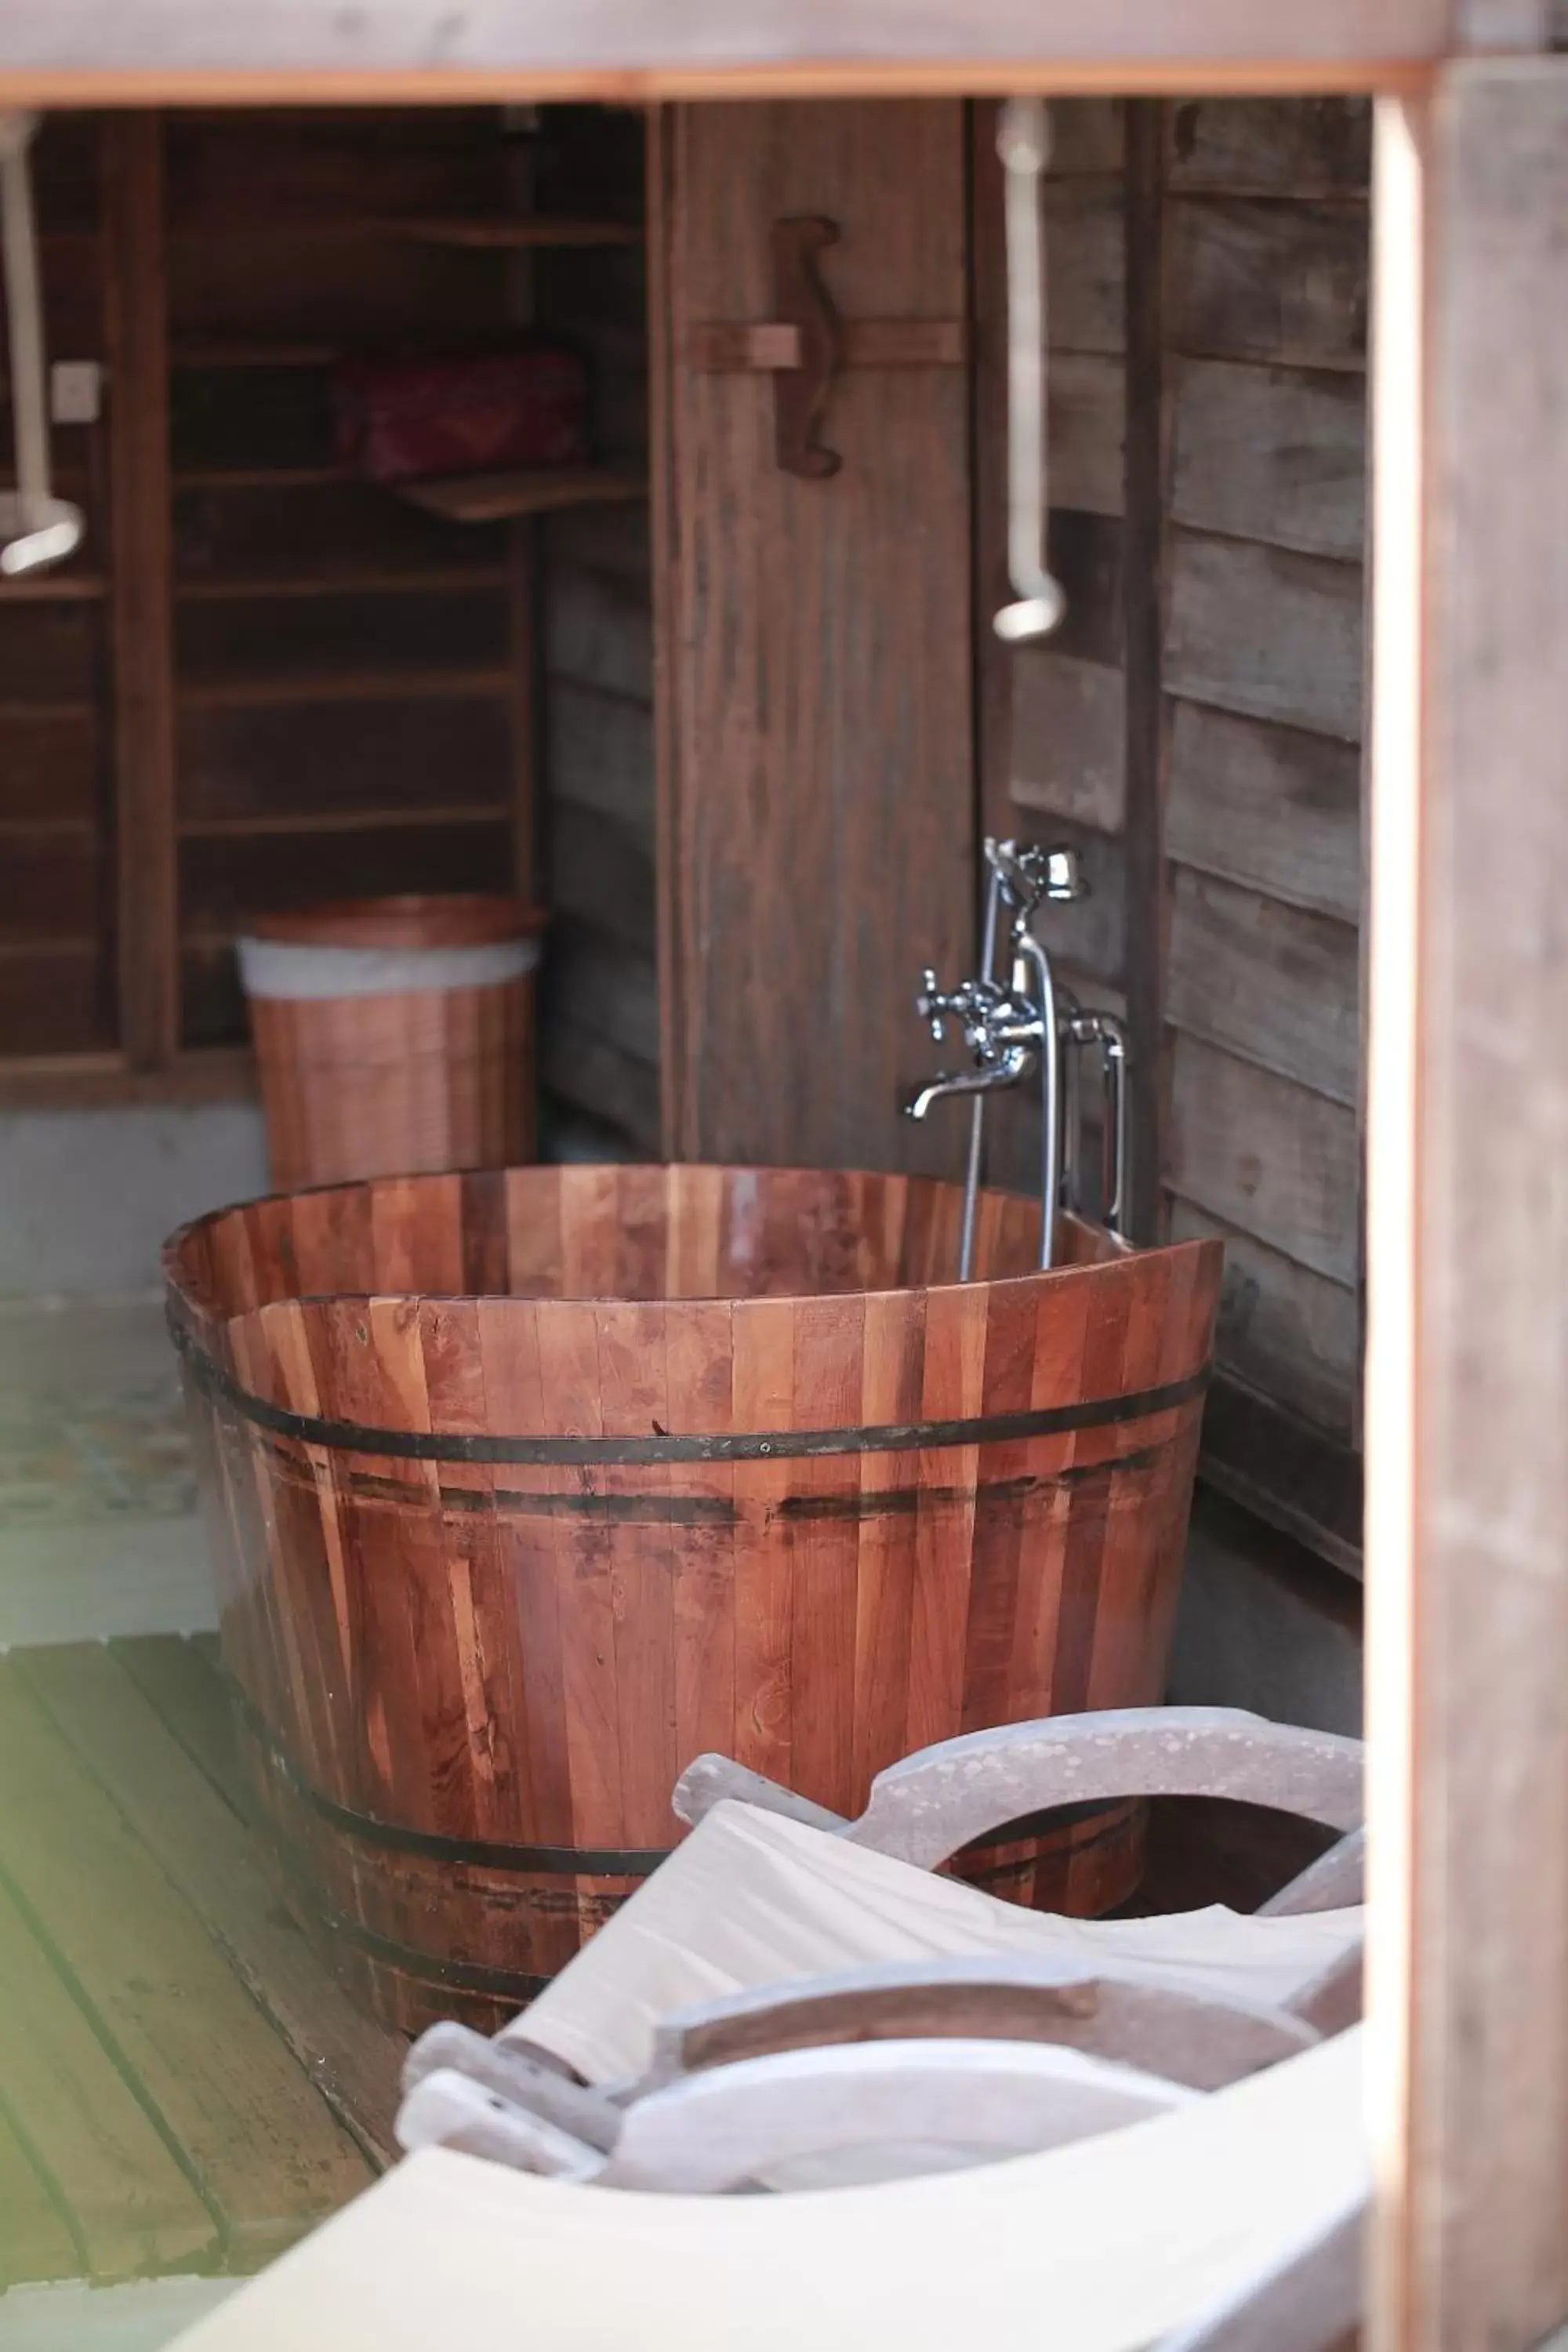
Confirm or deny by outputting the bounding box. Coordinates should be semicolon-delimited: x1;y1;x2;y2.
0;19;1559;2352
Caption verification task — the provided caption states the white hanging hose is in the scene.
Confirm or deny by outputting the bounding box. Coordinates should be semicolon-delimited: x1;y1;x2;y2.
995;98;1065;645
0;111;83;577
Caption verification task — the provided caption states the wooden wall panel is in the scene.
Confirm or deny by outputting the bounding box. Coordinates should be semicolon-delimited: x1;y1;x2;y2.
1168;197;1367;370
1164;532;1363;740
1165;698;1362;924
1167;1033;1358;1287
1170;357;1365;560
1167;96;1372;196
1167;866;1359;1105
1170;1198;1358;1439
1011;649;1125;834
1162;100;1368;1561
659;99;973;1174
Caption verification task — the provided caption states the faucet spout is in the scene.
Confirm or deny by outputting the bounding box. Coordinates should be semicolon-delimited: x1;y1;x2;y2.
906;1047;1033;1122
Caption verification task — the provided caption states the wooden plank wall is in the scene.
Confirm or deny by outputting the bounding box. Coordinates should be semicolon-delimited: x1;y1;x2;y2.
534;107;660;1156
980;96;1370;1572
656;99;975;1178
975;100;1129;1205
1161;97;1367;1567
0;118;118;1058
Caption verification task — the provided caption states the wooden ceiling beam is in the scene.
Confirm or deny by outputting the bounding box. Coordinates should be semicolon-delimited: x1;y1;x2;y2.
0;0;1450;107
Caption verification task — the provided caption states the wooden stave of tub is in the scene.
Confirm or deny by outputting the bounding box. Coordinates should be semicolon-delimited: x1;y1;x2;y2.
165;1163;1222;2036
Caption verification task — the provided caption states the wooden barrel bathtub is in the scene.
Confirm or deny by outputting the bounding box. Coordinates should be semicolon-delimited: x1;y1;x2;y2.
165;1165;1221;2036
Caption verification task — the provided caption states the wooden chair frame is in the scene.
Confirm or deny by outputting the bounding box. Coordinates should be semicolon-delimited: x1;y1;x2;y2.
398;1703;1365;2198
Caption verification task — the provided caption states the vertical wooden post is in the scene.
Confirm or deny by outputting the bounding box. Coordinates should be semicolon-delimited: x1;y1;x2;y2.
645;103;685;1160
103;111;176;1070
1367;61;1568;2352
1120;98;1166;1247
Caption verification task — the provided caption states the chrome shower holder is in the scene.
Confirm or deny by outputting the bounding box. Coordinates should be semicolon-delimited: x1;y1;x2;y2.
907;837;1129;1279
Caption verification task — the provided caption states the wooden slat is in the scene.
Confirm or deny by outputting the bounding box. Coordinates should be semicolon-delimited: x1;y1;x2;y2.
659;99;973;1173
1167;96;1373;194
1009;650;1125;835
1165;696;1362;923
1372;63;1568;2352
103;112;178;1070
543;925;660;1070
1200;1373;1363;1581
0;2107;78;2291
1167;1030;1358;1284
550;802;655;956
17;1642;405;2170
1170;1196;1359;1439
1168;194;1368;371
0;1875;217;2281
1046;99;1127;176
1171;355;1367;560
178;695;513;824
540;1018;662;1152
394;466;647;525
1041;350;1125;517
1043;184;1125;356
1164;531;1364;741
112;1632;251;1818
175;585;510;691
0;3;1451;97
0;707;99;822
1167;863;1359;1105
0;1657;372;2263
546;562;653;703
0;943;107;1054
545;675;656;841
0;601;97;702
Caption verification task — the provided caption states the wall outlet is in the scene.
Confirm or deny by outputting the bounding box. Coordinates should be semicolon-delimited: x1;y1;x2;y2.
50;361;103;425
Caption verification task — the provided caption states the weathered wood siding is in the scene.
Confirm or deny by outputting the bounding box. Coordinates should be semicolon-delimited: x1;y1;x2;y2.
989;101;1128;1017
980;96;1368;1566
1163;95;1367;1471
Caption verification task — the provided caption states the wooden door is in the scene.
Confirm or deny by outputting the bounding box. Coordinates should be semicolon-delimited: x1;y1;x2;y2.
652;100;975;1174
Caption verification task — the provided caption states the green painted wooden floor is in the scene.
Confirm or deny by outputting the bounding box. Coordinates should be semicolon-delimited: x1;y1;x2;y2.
0;1634;405;2312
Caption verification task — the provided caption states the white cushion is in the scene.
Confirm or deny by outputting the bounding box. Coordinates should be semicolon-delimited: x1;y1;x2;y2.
170;2027;1365;2352
509;1799;1363;2085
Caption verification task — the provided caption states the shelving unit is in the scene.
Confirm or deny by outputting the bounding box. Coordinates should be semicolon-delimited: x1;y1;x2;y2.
0;104;655;1105
394;464;648;524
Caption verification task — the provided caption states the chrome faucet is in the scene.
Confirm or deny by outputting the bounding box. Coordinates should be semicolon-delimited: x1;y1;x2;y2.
907;837;1129;1279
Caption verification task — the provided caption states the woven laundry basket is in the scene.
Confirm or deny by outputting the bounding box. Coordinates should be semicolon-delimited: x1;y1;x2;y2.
238;894;544;1189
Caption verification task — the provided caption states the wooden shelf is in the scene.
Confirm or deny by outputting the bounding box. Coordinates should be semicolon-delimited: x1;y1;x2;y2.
175;564;511;602
177;668;515;712
167;214;640;250
0;575;107;603
0;1046;257;1110
172;465;346;492
178;804;510;839
393;466;648;525
171;340;342;371
0;816;97;837
397;216;641;249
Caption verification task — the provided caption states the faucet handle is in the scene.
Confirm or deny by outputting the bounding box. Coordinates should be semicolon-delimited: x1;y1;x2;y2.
989;838;1087;911
1042;846;1085;902
916;967;950;1041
